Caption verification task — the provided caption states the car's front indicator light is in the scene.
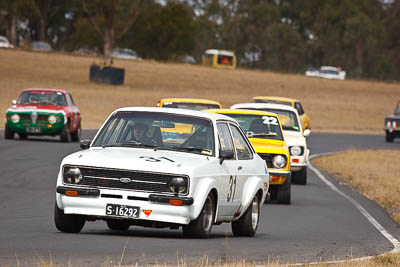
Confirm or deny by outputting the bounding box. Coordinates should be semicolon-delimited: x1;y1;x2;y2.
272;155;287;169
11;114;20;123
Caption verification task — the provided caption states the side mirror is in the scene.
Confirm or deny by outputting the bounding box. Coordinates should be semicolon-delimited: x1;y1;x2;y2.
219;149;235;164
80;140;92;150
303;129;311;137
12;100;17;105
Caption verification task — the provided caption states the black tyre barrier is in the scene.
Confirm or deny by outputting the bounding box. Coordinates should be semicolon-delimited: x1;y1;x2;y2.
89;64;125;85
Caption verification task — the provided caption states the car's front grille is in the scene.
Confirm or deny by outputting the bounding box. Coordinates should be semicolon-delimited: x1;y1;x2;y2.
64;166;189;194
19;114;48;122
258;153;274;168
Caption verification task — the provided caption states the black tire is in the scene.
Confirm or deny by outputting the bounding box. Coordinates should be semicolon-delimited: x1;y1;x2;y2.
18;133;28;140
54;203;85;233
106;219;130;231
386;132;394;143
70;123;81;142
4;125;14;139
292;167;307;185
60;123;70;142
277;182;291;204
183;193;215;238
232;193;260;237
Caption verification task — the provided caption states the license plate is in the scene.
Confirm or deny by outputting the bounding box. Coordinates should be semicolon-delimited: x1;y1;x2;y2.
26;127;41;133
106;204;140;218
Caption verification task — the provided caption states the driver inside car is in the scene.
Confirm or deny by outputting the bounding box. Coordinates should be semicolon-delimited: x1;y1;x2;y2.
131;123;153;144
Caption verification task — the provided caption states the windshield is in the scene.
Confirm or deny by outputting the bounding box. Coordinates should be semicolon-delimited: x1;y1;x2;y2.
251;99;292;107
92;111;215;156
162;102;220;111
18;91;67;105
395;101;400;115
239;108;300;132
220;113;283;141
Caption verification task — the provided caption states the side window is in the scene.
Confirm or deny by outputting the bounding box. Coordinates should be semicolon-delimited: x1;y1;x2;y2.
68;94;76;106
229;124;253;160
217;123;235;158
295;102;304;115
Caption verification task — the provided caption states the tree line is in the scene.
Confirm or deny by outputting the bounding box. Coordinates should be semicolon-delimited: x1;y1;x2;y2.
1;0;399;80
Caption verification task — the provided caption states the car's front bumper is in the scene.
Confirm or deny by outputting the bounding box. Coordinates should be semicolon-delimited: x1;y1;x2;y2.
56;186;194;225
6;114;65;135
269;170;291;185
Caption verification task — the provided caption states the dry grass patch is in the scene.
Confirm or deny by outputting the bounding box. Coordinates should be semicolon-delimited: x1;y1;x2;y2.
312;149;400;223
1;49;399;132
24;251;400;267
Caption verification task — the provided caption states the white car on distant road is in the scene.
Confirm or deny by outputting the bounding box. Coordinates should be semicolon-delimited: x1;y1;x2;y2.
112;48;142;60
0;36;14;48
55;107;269;238
305;66;346;80
231;103;310;185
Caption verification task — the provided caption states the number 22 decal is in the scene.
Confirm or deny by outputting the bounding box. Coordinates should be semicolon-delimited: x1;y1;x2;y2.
227;175;237;202
262;116;278;125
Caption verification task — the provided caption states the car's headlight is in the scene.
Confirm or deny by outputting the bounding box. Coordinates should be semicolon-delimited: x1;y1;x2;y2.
64;167;83;184
11;114;20;123
168;177;188;194
290;146;302;156
48;115;57;124
272;155;287;169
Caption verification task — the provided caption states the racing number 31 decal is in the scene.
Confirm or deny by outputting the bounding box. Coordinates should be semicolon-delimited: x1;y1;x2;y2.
227;175;237;202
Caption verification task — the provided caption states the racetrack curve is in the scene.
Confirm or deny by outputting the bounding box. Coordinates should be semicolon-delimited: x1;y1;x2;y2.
0;130;399;266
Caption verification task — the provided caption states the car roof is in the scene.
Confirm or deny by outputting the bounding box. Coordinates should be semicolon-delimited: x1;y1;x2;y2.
205;108;279;118
252;96;298;104
205;49;235;56
231;103;298;114
159;98;222;105
21;88;70;94
113;107;236;123
321;66;339;70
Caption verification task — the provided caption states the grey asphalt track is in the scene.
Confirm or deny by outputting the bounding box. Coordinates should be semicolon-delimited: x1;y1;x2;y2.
0;130;399;266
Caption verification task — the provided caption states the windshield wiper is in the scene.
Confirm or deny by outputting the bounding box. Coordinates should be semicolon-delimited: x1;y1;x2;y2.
171;145;210;153
282;125;299;131
102;142;157;149
249;132;277;138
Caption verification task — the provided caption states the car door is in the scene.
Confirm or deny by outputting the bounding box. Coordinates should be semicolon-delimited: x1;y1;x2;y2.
215;122;241;218
228;123;255;210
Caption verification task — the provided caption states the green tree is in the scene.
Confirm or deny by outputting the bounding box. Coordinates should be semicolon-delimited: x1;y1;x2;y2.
0;0;36;46
122;1;195;61
82;0;145;64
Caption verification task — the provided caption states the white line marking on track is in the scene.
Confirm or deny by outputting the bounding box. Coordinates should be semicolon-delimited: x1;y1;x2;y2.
309;152;400;253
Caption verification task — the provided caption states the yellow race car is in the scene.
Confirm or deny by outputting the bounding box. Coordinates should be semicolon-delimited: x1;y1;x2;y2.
206;109;292;204
157;98;222;111
251;96;311;131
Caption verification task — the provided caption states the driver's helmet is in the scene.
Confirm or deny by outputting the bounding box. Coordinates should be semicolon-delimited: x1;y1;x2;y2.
29;94;40;103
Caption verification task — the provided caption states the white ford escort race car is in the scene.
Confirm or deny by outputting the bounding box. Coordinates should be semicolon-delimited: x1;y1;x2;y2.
231;103;310;185
55;107;269;238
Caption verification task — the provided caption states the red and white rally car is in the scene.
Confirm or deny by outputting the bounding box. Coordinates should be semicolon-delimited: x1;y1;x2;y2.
5;88;81;142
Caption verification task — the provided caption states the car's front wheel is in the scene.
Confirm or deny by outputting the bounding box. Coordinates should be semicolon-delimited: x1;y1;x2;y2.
106;219;130;231
292;167;307;185
277;182;291;204
54;203;85;233
232;193;260;237
60;124;70;142
4;125;14;139
183;193;215;238
70;122;81;142
385;131;394;143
